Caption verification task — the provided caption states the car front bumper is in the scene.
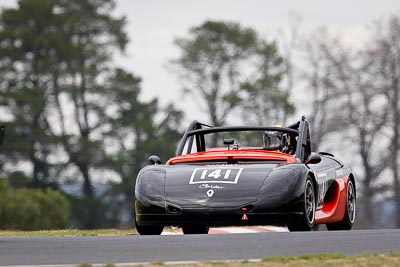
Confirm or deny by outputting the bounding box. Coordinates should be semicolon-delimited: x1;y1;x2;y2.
135;200;303;227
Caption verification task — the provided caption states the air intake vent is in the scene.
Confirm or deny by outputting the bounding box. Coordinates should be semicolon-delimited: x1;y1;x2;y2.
167;205;182;214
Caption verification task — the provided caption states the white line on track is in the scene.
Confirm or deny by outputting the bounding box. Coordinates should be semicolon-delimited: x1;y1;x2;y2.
161;226;288;235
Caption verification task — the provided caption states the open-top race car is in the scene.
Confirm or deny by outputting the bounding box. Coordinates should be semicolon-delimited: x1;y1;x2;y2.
134;117;356;235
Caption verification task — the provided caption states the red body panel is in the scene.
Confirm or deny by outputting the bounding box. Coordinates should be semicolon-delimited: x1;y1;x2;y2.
315;176;349;224
166;149;296;165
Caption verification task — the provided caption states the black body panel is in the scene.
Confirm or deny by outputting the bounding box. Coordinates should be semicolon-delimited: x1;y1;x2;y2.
135;163;311;227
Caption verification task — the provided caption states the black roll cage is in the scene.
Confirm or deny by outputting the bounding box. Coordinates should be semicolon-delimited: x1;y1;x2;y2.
176;116;312;162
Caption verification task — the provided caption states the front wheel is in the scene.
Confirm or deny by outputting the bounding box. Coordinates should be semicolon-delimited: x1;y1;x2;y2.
135;222;163;235
287;177;315;232
182;226;209;234
326;179;356;231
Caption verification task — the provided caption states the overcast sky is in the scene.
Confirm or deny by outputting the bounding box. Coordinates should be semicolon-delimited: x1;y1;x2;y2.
1;0;400;123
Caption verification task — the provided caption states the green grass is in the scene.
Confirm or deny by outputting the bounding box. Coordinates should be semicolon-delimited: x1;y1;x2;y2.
258;253;400;266
71;253;400;267
142;253;400;266
0;229;136;237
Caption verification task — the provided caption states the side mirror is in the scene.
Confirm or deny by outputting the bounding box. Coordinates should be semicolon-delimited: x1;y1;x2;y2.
306;154;321;165
148;155;161;165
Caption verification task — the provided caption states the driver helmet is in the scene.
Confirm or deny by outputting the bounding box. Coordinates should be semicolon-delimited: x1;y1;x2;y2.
263;131;285;151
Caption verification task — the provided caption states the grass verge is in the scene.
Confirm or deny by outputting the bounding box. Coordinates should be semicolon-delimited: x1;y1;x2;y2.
0;229;136;237
76;253;400;267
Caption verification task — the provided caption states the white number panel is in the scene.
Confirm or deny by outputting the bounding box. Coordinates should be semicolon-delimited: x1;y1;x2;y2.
189;167;244;184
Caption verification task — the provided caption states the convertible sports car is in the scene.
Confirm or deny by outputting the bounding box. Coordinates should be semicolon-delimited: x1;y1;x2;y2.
134;117;356;235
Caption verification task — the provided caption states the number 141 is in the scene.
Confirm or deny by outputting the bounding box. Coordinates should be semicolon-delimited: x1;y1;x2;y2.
200;169;232;179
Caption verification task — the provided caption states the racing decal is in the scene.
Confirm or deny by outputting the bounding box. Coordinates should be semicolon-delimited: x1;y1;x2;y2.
199;184;224;189
189;167;243;184
336;169;344;177
318;173;328;203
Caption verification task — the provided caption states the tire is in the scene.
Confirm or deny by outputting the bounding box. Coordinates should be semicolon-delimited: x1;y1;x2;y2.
135;222;164;235
326;179;356;231
182;226;209;234
287;177;315;232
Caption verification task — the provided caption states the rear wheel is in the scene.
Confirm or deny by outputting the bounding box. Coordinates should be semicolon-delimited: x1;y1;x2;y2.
287;177;315;232
182;226;209;234
326;179;356;231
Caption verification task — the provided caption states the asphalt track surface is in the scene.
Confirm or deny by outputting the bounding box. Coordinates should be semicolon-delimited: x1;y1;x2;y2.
0;229;399;266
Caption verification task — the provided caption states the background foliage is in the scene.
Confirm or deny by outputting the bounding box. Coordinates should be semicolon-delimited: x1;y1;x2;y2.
0;0;182;229
0;178;69;230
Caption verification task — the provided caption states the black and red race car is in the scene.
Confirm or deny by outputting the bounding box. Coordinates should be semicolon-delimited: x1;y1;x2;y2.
134;117;356;235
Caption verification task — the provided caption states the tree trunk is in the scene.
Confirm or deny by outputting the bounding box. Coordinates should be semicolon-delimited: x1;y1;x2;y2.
392;79;400;228
78;163;93;198
362;184;375;228
30;154;41;188
29;113;41;188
